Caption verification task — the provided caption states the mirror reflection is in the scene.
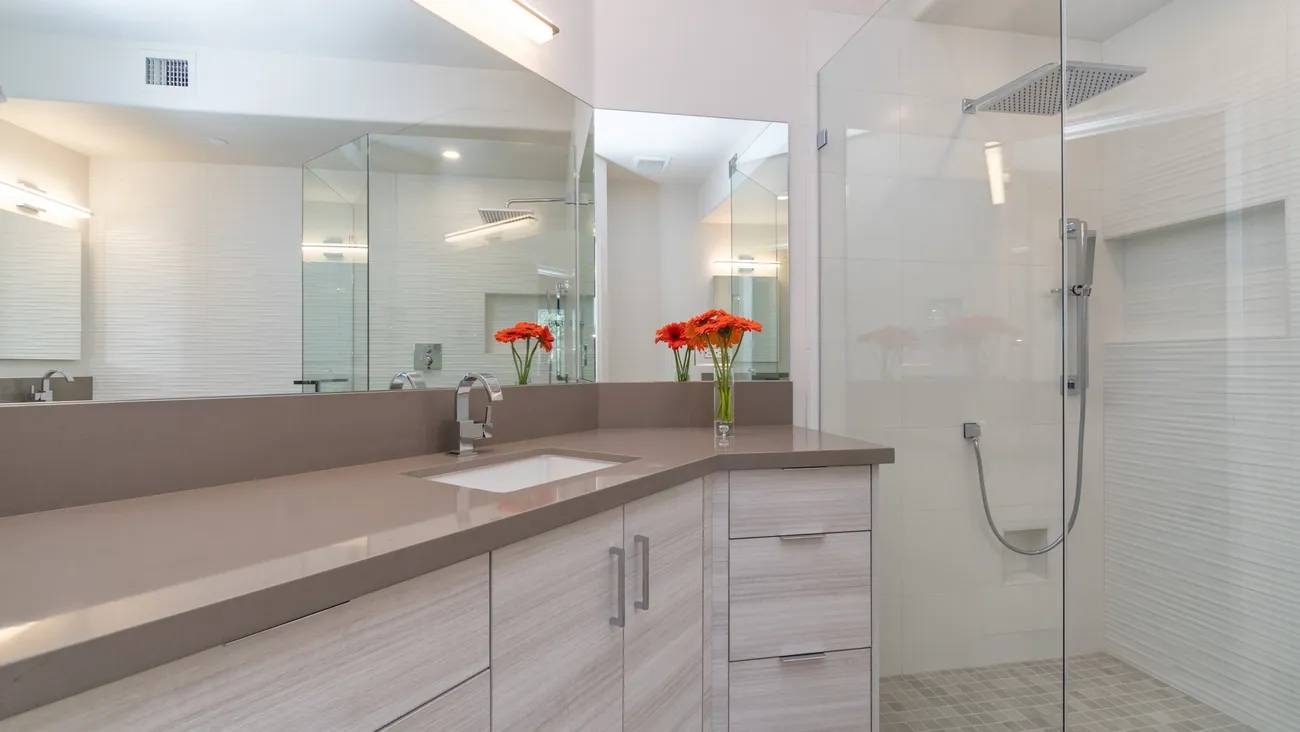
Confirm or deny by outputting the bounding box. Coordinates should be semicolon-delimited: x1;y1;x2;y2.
0;0;788;403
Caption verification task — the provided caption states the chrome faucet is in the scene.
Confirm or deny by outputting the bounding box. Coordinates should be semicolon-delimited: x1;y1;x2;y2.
453;372;503;456
389;371;426;390
31;369;73;402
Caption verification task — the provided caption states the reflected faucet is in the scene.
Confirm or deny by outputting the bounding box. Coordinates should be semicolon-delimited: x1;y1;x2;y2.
389;371;427;390
31;369;73;402
453;372;503;456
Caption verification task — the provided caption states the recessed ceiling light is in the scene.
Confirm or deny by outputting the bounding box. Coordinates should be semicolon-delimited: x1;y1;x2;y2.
442;149;462;160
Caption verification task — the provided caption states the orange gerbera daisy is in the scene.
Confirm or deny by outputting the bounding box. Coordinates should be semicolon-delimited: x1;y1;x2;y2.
494;321;554;384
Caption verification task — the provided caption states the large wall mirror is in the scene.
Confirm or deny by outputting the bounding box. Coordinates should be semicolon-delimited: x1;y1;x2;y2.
0;0;789;403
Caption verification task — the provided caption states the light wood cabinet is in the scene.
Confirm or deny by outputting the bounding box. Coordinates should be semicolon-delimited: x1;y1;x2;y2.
720;467;875;731
489;509;625;732
729;649;871;732
729;532;871;661
387;670;491;732
623;479;705;732
1;556;490;732
729;467;871;539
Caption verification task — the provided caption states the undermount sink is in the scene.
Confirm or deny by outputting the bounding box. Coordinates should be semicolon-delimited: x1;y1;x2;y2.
425;453;621;493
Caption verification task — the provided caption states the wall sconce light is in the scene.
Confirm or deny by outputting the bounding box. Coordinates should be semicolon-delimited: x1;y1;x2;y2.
0;179;92;222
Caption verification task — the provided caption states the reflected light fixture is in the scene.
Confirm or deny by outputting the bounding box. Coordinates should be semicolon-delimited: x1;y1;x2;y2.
441;149;462;160
488;0;560;44
0;179;92;221
983;141;1006;206
444;213;538;243
776;193;789;201
714;259;780;267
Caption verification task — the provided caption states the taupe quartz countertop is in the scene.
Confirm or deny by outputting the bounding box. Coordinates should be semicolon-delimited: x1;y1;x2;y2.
0;425;891;718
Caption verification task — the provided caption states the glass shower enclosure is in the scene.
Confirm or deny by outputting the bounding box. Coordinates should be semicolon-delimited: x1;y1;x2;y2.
820;2;1296;730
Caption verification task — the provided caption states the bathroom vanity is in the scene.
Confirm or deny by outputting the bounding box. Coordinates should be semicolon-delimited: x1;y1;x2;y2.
0;426;888;731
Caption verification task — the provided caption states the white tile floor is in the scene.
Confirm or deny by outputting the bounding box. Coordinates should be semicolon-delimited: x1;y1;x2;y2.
880;653;1256;732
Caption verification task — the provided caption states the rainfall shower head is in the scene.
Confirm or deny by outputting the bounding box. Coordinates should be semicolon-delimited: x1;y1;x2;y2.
962;61;1146;116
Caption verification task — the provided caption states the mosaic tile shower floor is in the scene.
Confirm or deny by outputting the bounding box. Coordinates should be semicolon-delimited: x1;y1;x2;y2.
880;652;1255;732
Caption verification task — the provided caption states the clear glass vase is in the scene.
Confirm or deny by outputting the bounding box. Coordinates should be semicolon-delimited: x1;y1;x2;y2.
713;369;735;445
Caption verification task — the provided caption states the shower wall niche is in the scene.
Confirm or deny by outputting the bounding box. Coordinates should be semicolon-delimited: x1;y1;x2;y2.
301;116;596;390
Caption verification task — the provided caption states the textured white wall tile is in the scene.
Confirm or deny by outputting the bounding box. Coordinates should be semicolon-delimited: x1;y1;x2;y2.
1104;338;1300;732
87;159;302;401
0;212;81;360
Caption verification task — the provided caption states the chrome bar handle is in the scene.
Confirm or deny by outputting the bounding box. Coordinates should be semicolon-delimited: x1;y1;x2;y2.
634;535;650;611
778;532;827;542
610;546;626;627
779;652;828;664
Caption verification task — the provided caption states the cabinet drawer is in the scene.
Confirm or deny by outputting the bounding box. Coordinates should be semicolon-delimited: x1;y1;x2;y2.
3;556;490;732
387;670;490;732
729;467;870;539
729;649;871;732
729;532;870;661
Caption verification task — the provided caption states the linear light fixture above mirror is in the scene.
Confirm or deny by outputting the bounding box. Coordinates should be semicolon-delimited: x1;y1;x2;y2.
0;180;93;225
489;0;560;44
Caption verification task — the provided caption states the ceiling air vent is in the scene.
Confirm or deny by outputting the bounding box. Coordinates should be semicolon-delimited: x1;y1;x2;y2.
633;156;670;175
145;56;190;87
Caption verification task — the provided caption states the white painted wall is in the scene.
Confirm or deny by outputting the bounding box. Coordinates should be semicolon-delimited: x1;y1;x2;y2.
409;0;595;102
600;163;725;382
591;0;884;426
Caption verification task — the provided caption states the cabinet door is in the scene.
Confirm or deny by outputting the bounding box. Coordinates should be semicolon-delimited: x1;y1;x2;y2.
2;556;489;732
624;479;705;732
491;509;625;732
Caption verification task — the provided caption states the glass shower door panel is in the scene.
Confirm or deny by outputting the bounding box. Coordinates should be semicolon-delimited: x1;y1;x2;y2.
1065;2;1296;730
818;3;1066;729
301;135;369;393
728;135;789;379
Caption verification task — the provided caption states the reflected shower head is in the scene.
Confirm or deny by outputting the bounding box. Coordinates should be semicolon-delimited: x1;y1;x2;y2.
962;61;1146;115
478;207;535;224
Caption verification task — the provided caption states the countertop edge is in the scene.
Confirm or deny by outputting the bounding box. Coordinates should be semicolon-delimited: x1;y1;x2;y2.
0;442;892;720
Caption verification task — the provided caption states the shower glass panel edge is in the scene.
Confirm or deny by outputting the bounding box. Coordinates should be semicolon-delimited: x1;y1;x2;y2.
816;2;1068;729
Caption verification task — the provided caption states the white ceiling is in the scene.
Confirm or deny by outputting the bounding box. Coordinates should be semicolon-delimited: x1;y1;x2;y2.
0;99;392;167
0;0;520;69
594;109;777;183
913;0;1172;42
0;98;573;180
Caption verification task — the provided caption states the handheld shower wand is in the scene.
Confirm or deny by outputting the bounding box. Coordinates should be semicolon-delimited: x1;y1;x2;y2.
964;219;1095;556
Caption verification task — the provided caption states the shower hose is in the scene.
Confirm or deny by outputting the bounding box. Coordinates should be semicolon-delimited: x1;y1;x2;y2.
966;299;1087;557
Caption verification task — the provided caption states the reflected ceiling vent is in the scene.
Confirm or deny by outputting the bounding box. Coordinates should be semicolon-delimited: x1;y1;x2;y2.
633;156;671;175
962;61;1145;115
145;56;190;87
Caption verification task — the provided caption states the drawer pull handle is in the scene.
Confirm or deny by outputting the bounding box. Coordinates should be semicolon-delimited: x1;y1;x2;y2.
778;532;827;541
610;546;626;628
634;534;650;611
779;652;828;664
